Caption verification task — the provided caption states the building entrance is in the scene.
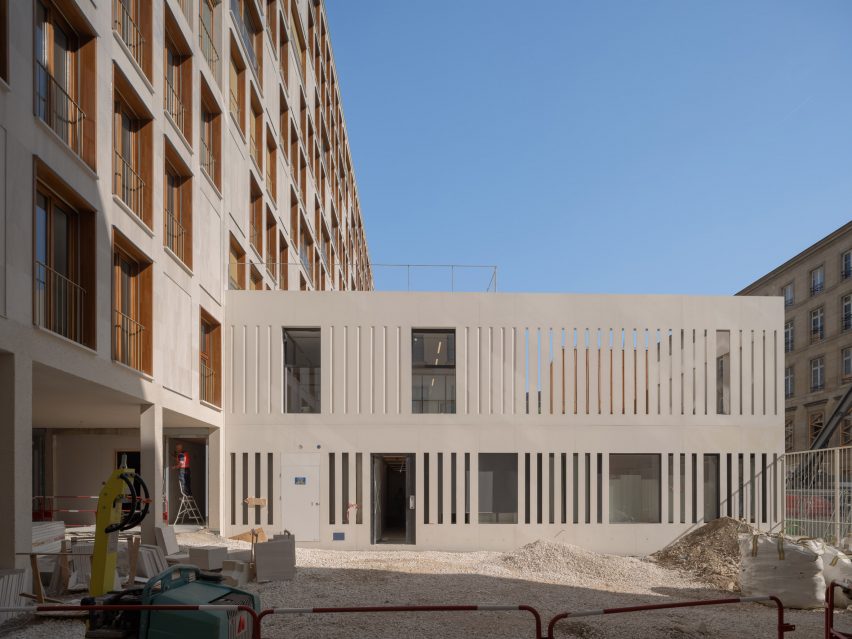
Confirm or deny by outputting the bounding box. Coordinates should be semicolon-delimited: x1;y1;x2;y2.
371;454;416;544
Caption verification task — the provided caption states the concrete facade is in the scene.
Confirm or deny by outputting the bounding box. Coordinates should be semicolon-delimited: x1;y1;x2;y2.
0;0;371;568
224;291;784;555
739;222;852;451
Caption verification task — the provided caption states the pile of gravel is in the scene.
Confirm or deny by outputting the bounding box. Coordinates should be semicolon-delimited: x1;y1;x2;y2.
651;517;754;591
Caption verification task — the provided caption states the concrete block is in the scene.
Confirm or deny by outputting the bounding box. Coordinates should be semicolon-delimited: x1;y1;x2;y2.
254;536;296;582
188;545;228;570
154;525;180;556
227;548;252;562
220;560;250;587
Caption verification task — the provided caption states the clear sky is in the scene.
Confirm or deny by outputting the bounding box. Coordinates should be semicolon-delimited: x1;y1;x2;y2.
325;1;852;295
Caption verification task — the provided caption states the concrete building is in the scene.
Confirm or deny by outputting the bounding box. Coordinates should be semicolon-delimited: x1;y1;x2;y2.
739;222;852;452
0;0;371;572
224;292;784;555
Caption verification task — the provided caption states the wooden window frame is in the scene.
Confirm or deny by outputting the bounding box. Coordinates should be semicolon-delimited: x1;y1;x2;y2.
163;6;193;143
228;234;246;290
199;77;222;189
229;40;246;136
163;139;193;269
112;230;153;374
113;65;153;226
200;308;222;407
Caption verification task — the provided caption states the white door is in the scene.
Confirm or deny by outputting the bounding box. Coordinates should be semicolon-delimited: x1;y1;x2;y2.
282;453;320;542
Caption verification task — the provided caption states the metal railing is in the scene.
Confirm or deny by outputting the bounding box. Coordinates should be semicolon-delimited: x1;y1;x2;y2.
230;0;259;77
250;132;260;168
844;266;852;280
229;88;241;125
164;76;185;132
372;264;498;292
812;380;825;392
113;0;145;70
200;136;216;180
785;446;852;543
199;16;220;77
784;337;793;352
200;360;217;405
250;223;261;254
299;245;311;275
33;261;86;345
34;61;86;158
164;209;186;262
812;282;825;296
844;312;852;331
113;309;145;371
811;327;825;343
114;150;146;221
228;261;244;290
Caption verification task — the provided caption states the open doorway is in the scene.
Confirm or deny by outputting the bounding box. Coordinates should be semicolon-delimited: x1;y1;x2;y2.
165;436;207;525
371;454;416;544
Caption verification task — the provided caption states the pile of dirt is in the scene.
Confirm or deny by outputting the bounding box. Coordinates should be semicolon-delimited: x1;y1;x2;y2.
651;517;754;591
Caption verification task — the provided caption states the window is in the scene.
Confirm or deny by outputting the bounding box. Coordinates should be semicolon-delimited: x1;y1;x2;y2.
784;366;794;399
112;232;152;374
609;454;661;523
809;412;824;446
232;0;262;80
843;347;852;381
716;330;730;415
810;266;825;296
228;235;245;290
478;454;517;524
278;13;289;85
843;295;852;332
229;45;246;134
782;283;794;307
412;330;456;414
164;9;192;141
703;454;720;523
200;78;222;188
266;126;277;200
785;419;794;452
265;208;277;278
113;66;153;225
249;265;263;290
200;309;221;406
810;307;824;342
163;141;192;268
112;0;152;79
283;328;321;413
199;0;219;77
844;250;852;280
784;321;794;352
250;178;263;255
35;0;97;168
250;91;263;171
278;233;289;289
810;357;825;392
33;164;96;348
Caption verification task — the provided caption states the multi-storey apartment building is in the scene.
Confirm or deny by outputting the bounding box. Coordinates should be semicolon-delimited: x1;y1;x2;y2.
739;222;852;452
0;0;371;572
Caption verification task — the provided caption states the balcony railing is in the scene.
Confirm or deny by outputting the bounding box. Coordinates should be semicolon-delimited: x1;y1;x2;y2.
201;136;216;180
35;61;86;159
228;260;244;290
784;337;794;353
199;16;219;77
250;132;260;168
230;0;259;77
33;261;86;345
114;150;146;220
811;282;824;296
811;327;824;343
113;309;145;371
164;209;186;262
229;88;241;125
299;245;311;275
784;296;794;308
250;223;261;253
200;360;217;405
165;76;185;133
811;381;825;393
844;312;852;331
113;0;145;70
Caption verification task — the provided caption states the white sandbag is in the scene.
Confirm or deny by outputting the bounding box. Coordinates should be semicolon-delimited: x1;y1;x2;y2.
822;544;852;608
739;534;825;610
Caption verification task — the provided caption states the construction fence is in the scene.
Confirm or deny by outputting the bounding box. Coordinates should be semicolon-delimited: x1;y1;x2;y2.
784;445;852;543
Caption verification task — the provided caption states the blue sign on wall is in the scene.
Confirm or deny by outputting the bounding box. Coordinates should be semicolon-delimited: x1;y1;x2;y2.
294;476;306;485
332;532;345;541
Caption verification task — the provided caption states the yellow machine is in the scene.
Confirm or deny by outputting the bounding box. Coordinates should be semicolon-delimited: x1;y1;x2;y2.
90;455;150;596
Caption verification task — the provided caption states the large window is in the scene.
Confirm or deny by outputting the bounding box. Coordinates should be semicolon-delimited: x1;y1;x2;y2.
715;330;730;415
200;77;222;189
784;366;794;399
33;170;96;348
843;347;852;381
844;250;852;280
200;309;221;406
113;66;153;225
112;232;152;374
784;321;793;352
35;0;97;168
478;454;517;524
112;0;152;79
412;329;456;414
228;235;245;290
703;454;720;522
811;307;824;342
810;356;824;392
782;282;794;307
609;454;661;523
843;294;852;332
810;266;825;296
283;328;321;413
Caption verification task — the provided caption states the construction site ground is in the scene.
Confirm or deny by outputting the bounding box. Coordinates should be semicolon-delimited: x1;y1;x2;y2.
3;525;846;638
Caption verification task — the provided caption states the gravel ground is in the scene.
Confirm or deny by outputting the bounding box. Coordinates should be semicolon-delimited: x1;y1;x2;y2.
0;531;842;638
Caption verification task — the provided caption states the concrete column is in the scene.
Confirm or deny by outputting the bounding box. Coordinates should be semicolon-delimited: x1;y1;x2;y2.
208;428;222;533
0;352;32;570
140;403;163;544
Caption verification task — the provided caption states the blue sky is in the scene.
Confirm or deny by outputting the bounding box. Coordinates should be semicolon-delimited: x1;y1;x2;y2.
325;1;852;294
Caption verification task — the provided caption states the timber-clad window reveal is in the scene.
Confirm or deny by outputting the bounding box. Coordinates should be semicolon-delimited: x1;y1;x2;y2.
35;0;97;169
112;232;152;374
283;328;321;413
200;77;222;189
164;6;192;142
33;164;96;349
229;42;246;135
412;329;456;414
113;65;153;226
163;140;193;268
200;309;221;407
228;235;245;290
112;0;152;80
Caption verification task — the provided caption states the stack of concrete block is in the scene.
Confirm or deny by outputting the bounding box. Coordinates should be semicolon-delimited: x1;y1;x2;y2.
188;545;228;570
135;544;168;580
254;532;296;582
220;560;250;587
153;525;189;564
227;548;252;562
32;522;65;572
0;569;29;625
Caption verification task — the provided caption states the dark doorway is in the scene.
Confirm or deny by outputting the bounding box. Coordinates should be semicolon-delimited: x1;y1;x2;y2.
165;437;207;525
371;454;415;544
